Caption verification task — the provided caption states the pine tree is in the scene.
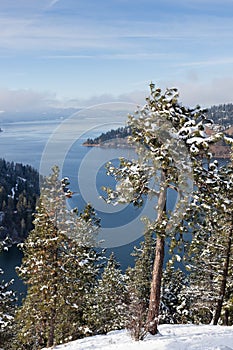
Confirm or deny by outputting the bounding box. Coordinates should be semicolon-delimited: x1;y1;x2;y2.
125;228;155;340
15;167;101;349
84;253;127;335
0;241;17;349
186;155;233;325
104;83;224;334
160;263;190;324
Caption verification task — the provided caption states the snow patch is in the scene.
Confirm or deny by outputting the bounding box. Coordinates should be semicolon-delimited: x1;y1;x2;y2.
43;324;233;350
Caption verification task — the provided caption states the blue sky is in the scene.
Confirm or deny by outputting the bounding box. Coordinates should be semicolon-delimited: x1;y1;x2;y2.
0;0;233;112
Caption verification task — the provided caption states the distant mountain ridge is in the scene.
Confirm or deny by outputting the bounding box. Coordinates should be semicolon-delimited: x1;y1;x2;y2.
0;107;81;123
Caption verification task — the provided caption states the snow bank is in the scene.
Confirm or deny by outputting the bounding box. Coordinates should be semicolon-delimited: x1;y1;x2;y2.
44;324;233;350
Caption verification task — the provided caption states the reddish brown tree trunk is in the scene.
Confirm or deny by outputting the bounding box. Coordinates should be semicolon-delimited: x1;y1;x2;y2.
213;226;233;325
146;235;165;334
147;172;167;335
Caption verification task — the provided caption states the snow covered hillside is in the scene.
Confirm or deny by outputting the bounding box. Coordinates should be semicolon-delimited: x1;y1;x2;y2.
45;324;233;350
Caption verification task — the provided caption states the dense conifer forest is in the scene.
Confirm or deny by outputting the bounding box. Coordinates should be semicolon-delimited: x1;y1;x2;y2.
0;159;39;243
208;103;233;127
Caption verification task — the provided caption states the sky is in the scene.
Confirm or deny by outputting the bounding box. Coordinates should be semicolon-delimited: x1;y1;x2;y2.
0;0;233;113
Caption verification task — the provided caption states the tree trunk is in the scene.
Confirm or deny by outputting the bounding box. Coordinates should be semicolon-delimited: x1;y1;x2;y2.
47;248;59;347
47;309;56;348
146;235;165;334
212;226;233;325
146;172;167;335
223;309;229;326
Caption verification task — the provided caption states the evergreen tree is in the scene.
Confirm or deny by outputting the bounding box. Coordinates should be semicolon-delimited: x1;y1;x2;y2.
104;83;225;335
125;228;155;340
84;253;127;335
15;167;101;349
160;263;190;325
0;241;17;349
0;158;39;242
186;155;233;325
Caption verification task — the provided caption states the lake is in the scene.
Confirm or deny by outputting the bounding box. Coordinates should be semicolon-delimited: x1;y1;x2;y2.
0;111;146;297
0;110;179;300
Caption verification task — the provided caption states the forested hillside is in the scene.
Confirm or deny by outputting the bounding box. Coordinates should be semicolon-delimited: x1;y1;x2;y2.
207;103;233;127
0;159;39;243
83;126;131;146
83;103;233;146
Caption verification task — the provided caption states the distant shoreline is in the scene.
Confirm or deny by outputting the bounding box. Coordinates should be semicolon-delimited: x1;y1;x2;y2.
83;139;231;159
83;143;100;147
83;138;134;149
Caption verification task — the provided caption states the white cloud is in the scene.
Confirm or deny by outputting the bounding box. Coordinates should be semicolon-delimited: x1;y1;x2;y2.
159;77;233;107
0;88;57;112
69;77;233;109
0;78;232;117
57;86;155;110
122;79;233;107
43;53;168;60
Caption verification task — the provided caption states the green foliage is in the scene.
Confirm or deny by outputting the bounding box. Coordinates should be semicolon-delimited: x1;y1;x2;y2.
84;253;128;335
184;157;233;325
125;229;155;340
84;127;131;145
84;102;233;146
127;229;155;306
160;264;190;324
103;83;223;221
0;158;39;242
14;166;101;349
0;240;17;349
207;103;233;128
103;83;227;335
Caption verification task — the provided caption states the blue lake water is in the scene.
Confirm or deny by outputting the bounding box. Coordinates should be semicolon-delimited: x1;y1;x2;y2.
0;117;177;300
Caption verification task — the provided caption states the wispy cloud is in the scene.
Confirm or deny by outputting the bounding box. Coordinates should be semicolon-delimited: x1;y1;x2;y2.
0;7;232;55
42;52;169;60
47;0;60;9
0;0;232;108
175;58;233;68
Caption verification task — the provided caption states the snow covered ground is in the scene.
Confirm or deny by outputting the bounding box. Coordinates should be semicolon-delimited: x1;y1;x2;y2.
45;324;233;350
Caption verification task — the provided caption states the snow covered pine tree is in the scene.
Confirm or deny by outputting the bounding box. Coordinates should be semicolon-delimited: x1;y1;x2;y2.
84;253;128;335
125;228;155;340
186;151;233;325
104;83;224;335
15;166;101;349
